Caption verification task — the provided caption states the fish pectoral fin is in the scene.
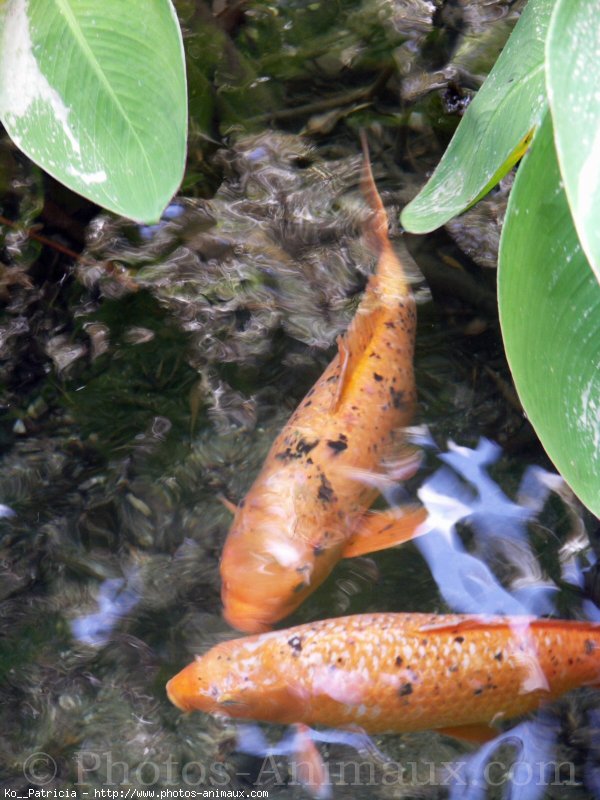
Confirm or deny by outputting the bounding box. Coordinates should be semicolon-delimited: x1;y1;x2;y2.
342;506;428;558
380;434;422;480
334;445;421;495
217;494;238;515
437;724;499;745
292;725;332;800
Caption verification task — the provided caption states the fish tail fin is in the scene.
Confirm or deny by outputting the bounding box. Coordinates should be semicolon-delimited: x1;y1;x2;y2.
359;132;409;297
360;131;390;255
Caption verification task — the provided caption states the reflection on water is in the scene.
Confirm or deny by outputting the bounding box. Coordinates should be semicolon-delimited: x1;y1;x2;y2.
416;437;561;617
448;712;558;800
71;576;140;646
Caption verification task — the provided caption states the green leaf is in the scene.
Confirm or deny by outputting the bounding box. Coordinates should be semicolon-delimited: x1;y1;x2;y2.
547;0;600;284
0;0;187;223
498;111;600;516
401;0;553;234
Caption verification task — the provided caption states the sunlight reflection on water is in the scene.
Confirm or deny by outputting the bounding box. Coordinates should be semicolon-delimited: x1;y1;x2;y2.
71;576;139;646
416;437;561;617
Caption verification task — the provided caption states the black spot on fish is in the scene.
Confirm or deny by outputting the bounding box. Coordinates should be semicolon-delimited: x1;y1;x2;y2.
369;351;381;359
395;656;403;667
307;457;314;465
327;435;348;454
449;665;459;673
275;438;319;461
473;688;484;696
494;651;503;661
390;387;408;410
454;636;465;644
384;321;396;329
313;543;325;556
318;473;335;503
373;373;383;382
585;639;596;655
288;635;303;654
292;581;308;594
297;438;319;455
398;682;413;697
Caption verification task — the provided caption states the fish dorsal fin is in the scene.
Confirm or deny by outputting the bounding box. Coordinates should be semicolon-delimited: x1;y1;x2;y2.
331;303;379;412
417;617;535;635
419;616;600;636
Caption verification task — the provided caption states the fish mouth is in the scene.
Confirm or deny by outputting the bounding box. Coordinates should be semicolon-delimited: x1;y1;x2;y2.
166;670;215;713
167;673;244;716
166;677;188;711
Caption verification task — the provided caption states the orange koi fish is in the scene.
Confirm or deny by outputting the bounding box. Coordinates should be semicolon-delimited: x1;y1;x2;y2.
167;613;600;739
220;138;427;633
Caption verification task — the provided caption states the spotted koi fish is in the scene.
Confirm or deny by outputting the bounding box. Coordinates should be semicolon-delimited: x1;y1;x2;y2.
220;138;427;633
167;613;600;740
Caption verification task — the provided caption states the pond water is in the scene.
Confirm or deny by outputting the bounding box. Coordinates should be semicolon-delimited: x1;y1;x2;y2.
1;1;599;799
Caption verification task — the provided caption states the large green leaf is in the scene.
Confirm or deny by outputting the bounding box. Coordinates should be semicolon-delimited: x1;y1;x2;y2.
547;0;600;284
401;0;553;234
0;0;187;223
499;111;600;515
